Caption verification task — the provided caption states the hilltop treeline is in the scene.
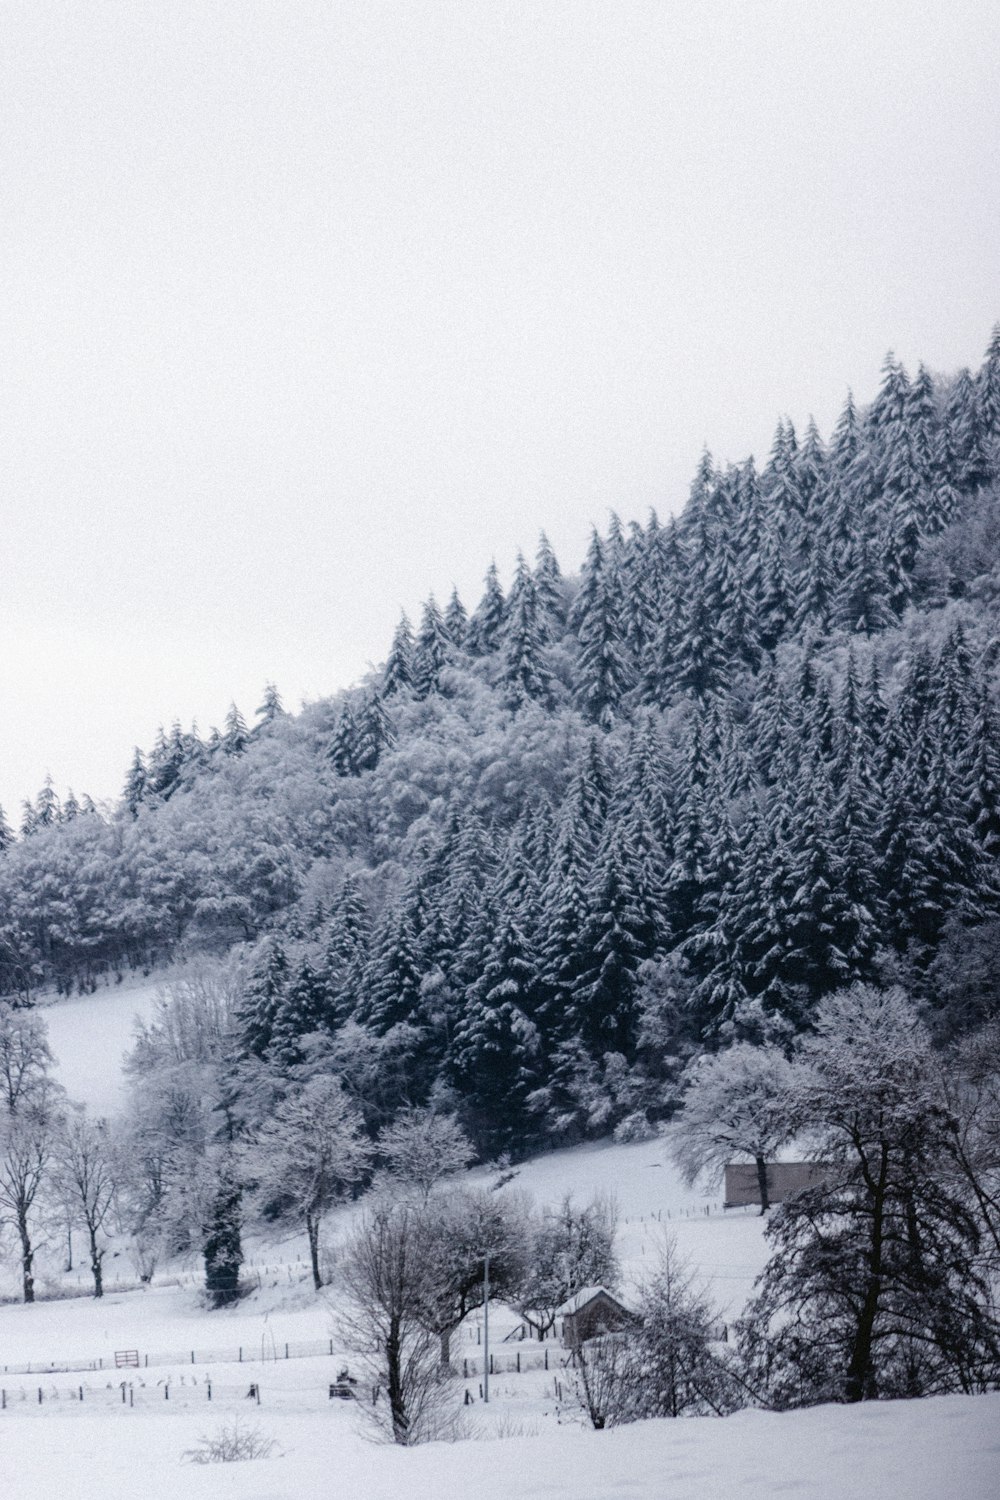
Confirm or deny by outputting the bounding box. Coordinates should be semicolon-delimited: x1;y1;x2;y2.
3;330;1000;1152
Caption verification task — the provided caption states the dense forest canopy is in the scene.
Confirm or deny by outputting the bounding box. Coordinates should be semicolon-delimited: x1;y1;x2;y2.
3;328;1000;1153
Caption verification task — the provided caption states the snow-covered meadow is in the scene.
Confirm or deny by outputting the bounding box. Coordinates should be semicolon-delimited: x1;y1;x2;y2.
1;983;997;1500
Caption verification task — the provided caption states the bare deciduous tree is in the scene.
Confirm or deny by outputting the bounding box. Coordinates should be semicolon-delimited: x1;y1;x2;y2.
50;1106;119;1297
337;1195;453;1445
0;1002;54;1114
0;1101;55;1302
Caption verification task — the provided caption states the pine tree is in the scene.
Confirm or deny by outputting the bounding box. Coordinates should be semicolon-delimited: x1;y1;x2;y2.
962;687;1000;860
255;682;286;727
363;908;423;1033
383;612;415;696
451;920;542;1155
465;562;507;656
236;937;289;1058
571;834;651;1057
222;704;249;756
354;691;395;772
834;530;894;634
203;1158;243;1306
122;749;147;818
412;597;451;699
443;586;468;646
500;555;552;709
327;703;359;777
575;567;633;726
534;532;565;624
946;368;990;492
270;958;335;1062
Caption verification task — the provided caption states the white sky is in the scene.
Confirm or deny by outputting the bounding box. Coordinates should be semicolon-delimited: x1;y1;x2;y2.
1;1;998;815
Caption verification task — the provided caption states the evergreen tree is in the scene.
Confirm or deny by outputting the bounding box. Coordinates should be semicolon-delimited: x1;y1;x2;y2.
270;958;335;1062
328;702;359;777
383;612;415;696
465;562;507;656
575;566;633;726
946;367;991;492
355;691;395;773
236;937;289;1058
571;834;651;1057
222;704;249;756
534;532;565;624
255;682;285;727
500;555;552;709
122;749;147;818
363;908;423;1034
451;913;542;1152
411;597;451;699
443;586;468;646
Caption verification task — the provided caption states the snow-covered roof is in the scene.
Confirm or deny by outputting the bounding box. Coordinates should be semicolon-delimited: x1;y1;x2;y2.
555;1285;634;1317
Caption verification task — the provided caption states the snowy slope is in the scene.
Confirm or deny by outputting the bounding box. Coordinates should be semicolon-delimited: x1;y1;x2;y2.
0;1382;996;1500
39;975;164;1114
10;981;995;1500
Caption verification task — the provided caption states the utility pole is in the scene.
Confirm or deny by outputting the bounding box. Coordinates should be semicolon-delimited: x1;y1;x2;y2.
483;1250;490;1404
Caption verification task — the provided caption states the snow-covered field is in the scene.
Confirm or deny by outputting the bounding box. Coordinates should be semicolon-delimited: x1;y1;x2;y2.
39;974;163;1114
2;984;996;1500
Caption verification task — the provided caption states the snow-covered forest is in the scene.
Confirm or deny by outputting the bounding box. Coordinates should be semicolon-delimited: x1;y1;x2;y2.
3;332;1000;1150
1;329;1000;1479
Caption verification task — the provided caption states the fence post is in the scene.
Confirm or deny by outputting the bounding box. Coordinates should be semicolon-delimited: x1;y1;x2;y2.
516;1352;520;1373
191;1351;195;1364
207;1381;212;1402
285;1344;289;1360
238;1347;242;1363
38;1388;42;1405
544;1349;548;1371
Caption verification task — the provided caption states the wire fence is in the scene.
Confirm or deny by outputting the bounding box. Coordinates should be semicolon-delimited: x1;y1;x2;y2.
0;1376;322;1414
1;1337;338;1378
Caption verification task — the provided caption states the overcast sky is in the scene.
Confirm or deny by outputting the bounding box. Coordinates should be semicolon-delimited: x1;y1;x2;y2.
1;1;997;816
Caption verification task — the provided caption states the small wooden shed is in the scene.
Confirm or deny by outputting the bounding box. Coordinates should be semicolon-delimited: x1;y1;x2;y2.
723;1160;831;1209
557;1286;637;1347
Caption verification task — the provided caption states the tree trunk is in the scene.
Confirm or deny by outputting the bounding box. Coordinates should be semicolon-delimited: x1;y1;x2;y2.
89;1226;103;1299
306;1212;322;1292
386;1321;409;1444
439;1324;454;1370
845;1143;889;1402
755;1155;770;1215
18;1213;34;1304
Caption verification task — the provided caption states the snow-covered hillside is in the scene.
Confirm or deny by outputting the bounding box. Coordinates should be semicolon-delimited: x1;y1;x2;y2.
39;975;163;1114
6;980;996;1500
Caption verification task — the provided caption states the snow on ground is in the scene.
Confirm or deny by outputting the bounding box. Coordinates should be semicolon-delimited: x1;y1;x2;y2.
10;982;996;1499
0;1379;996;1500
38;974;164;1114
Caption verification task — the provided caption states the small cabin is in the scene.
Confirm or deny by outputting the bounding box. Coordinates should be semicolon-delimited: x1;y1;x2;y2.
723;1160;831;1209
557;1286;637;1347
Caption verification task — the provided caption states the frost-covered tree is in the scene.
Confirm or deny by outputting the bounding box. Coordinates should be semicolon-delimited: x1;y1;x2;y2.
740;986;1000;1405
376;1107;474;1200
671;1044;799;1213
50;1107;119;1298
246;1075;369;1290
516;1192;619;1338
